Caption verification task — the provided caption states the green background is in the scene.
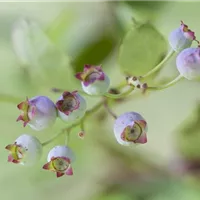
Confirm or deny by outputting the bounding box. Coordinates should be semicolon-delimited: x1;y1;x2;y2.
1;2;200;200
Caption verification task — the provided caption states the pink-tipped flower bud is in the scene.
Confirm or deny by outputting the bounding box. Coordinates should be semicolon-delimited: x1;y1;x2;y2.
17;96;57;131
75;64;110;95
56;91;86;123
169;21;196;52
176;47;200;80
113;112;148;146
43;145;75;178
5;134;42;166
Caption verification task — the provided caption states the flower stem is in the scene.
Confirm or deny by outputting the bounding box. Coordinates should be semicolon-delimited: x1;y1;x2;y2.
147;74;183;91
104;86;134;99
141;49;175;79
41;129;66;146
103;100;117;119
80;119;85;131
42;101;103;147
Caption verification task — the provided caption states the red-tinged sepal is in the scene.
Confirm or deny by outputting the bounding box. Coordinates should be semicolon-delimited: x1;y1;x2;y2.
5;144;14;151
135;120;147;130
16;98;30;126
16;115;23;122
75;72;85;81
7;155;20;163
66;166;73;176
134;132;147;144
5;143;24;164
42;161;55;172
56;172;65;178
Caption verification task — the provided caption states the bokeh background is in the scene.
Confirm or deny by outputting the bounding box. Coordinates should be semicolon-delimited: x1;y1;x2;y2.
1;1;200;200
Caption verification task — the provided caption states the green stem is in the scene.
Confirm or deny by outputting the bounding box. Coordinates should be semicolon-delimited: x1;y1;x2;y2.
115;80;128;90
41;129;66;146
141;49;175;79
41;101;103;147
80;119;85;131
103;100;118;119
147;75;183;91
104;86;134;99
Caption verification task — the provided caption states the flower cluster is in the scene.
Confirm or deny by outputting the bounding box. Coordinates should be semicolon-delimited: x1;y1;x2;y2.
169;21;200;81
6;19;200;178
6;62;147;178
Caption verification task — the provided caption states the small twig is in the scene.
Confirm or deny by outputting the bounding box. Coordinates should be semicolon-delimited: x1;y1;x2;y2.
103;99;118;119
41;101;104;146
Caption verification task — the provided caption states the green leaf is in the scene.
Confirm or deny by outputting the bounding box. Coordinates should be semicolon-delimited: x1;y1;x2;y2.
118;21;168;76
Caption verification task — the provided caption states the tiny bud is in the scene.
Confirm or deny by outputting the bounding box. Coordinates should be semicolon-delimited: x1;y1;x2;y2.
136;84;140;88
5;134;42;166
169;21;196;52
17;96;57;131
78;131;85;139
43;145;75;178
56;91;87;123
75;65;110;95
113;112;148;146
176;47;200;80
127;76;141;87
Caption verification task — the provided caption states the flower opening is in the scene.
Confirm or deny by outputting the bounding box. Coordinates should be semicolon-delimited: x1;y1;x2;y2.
5;143;26;164
75;65;105;87
43;156;73;178
56;91;80;115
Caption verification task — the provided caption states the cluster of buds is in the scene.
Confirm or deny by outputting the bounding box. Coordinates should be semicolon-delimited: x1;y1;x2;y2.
6;63;148;178
126;76;148;93
7;19;200;179
169;21;200;81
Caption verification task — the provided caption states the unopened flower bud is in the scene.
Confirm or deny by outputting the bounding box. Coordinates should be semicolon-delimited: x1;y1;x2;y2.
169;21;196;52
43;145;75;178
113;112;148;146
5;134;42;166
176;47;200;80
56;91;86;123
17;96;57;131
75;64;110;95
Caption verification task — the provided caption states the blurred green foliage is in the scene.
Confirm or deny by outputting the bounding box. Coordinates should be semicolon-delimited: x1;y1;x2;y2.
71;33;118;72
1;2;200;200
118;21;167;76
